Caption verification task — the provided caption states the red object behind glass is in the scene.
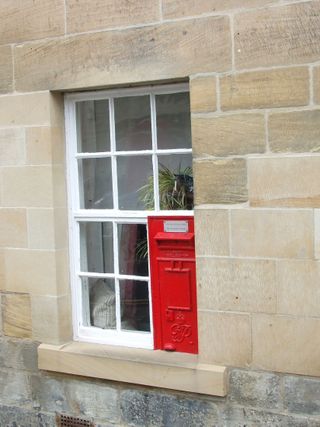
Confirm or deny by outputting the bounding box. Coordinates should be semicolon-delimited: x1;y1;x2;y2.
148;216;198;354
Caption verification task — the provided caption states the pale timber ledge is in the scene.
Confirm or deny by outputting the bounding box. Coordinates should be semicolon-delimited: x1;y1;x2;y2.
38;342;228;396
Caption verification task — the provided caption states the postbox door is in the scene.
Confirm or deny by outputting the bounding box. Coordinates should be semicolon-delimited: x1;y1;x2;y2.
148;216;198;354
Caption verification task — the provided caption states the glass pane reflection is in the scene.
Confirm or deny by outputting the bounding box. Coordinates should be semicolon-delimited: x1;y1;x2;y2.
157;153;193;210
118;223;148;276
76;100;110;153
80;222;113;273
80;158;113;209
115;95;152;151
120;280;150;332
156;92;191;150
82;277;116;329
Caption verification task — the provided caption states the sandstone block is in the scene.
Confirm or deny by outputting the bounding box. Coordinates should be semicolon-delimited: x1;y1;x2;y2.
235;2;320;69
231;209;313;258
66;0;160;33
199;311;251;367
194;209;229;256
248;156;320;207
0;93;53;127
252;314;320;376
314;67;320;105
229;369;281;410
220;68;309;110
277;260;320;317
194;158;247;204
192;113;265;157
190;76;216;113
15;17;231;92
162;0;278;19
0;370;32;407
269;110;320;153
26;127;52;165
283;376;320;415
0;337;38;372
0;251;4;291
1;166;53;208
2;293;32;339
0;0;64;44
120;389;219;427
0;128;25;166
0;209;27;248
0;46;13;94
315;209;320;259
197;258;276;313
27;209;55;250
5;249;57;295
31;295;72;343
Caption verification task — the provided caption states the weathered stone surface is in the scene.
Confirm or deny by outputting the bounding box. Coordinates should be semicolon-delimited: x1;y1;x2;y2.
120;389;220;427
197;258;276;313
0;337;38;372
31;295;72;343
0;252;4;291
27;209;56;250
229;369;281;410
0;93;53;127
235;1;320;69
0;208;27;248
1;166;53;207
0;45;13;93
277;260;320;317
199;311;251;367
5;249;57;294
192;113;265;157
220;68;309;110
2;293;32;338
0;0;64;44
248;156;320;207
66;0;160;33
283;376;320;415
194;209;229;256
269;110;320;153
26;127;53;165
190;76;216;113
0;405;55;427
15;17;231;92
252;314;320;376
32;375;119;423
220;405;318;427
315;209;320;260
162;0;278;18
194;158;247;204
0;128;25;166
315;67;320;104
231;209;313;258
0;369;32;406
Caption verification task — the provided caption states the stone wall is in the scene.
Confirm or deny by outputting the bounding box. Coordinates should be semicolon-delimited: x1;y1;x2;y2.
1;0;320;425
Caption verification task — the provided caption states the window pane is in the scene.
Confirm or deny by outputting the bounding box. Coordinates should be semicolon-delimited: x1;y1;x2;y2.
158;153;193;210
82;277;116;329
76;100;110;152
80;222;113;273
156;92;191;150
117;156;153;210
118;223;148;276
120;280;150;332
115;96;152;151
79;158;113;209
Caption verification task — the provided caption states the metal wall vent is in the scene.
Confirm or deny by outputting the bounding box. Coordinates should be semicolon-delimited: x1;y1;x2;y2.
56;414;94;427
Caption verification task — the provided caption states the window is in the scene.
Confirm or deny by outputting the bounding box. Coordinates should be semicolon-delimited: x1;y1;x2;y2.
65;84;193;349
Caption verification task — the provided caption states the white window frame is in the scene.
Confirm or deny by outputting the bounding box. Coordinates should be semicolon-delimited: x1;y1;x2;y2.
65;83;193;349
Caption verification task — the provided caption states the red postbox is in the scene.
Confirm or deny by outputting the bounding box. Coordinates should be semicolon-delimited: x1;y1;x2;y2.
148;216;198;354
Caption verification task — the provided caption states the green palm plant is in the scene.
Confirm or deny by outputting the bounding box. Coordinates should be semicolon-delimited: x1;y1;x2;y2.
139;164;193;211
136;164;193;260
